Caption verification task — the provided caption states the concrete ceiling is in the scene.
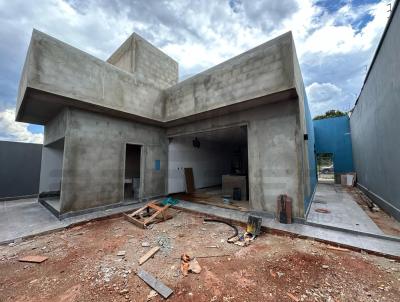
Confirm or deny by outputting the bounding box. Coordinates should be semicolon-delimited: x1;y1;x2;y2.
184;126;247;145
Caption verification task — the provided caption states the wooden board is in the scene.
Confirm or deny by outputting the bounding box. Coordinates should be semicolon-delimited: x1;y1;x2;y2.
184;168;195;193
18;255;48;263
124;200;171;228
137;269;173;299
139;246;160;265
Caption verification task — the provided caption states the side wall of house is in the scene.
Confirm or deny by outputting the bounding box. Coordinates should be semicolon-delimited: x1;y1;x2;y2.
350;2;400;221
166;99;304;218
59;108;168;214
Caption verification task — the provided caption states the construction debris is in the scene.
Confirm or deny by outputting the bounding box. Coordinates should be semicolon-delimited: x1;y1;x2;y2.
139;246;160;265
203;218;238;241
315;208;331;214
180;254;190;276
137;269;173;299
124;200;172;229
18;255;48;263
227;215;262;246
116;250;126;256
287;292;300;302
189;258;201;274
146;290;158;301
326;246;350;252
180;253;202;276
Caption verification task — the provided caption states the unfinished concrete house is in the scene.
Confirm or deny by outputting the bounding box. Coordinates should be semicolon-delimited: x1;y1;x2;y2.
16;29;316;219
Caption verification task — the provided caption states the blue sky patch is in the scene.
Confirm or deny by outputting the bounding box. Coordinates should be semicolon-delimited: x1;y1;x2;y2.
27;124;44;134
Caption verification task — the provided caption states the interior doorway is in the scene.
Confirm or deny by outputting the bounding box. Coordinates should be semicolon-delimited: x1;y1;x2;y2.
124;144;141;202
317;153;334;183
168;125;250;211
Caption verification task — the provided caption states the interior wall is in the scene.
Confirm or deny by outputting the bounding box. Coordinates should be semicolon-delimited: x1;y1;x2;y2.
39;138;64;193
168;136;232;193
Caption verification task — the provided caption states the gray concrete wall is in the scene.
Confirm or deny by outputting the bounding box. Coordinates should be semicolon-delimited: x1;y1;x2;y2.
350;2;400;221
107;33;178;90
164;32;294;122
17;30;168;123
166;99;303;217
0;141;42;199
167;136;231;193
59;108;167;214
43;108;68;145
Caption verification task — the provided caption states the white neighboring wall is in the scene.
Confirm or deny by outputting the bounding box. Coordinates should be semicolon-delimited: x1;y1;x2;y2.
167;136;231;194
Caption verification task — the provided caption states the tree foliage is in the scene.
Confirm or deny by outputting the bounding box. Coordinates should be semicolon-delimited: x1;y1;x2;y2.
313;110;347;120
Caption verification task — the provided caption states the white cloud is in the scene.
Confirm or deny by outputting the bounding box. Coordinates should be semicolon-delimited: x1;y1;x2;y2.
306;82;354;116
0;108;43;143
301;1;389;56
0;0;394;129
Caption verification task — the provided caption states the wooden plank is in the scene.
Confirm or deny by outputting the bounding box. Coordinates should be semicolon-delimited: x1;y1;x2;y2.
123;213;145;229
148;204;162;211
18;255;48;263
326;246;350;252
137;269;173;299
139;246;160;265
184;168;195;193
143;205;170;225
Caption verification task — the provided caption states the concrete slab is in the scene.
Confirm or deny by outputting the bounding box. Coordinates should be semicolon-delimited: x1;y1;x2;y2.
173;200;400;258
0;198;146;244
307;183;383;235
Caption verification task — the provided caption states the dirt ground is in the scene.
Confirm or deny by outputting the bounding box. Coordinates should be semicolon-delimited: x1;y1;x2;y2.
1;211;399;302
346;187;400;237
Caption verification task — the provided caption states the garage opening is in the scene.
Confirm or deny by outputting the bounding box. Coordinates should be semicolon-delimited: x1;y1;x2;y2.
168;125;249;210
124;144;141;202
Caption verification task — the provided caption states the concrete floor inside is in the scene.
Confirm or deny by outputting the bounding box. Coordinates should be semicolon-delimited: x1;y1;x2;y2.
307;183;384;235
172;186;250;211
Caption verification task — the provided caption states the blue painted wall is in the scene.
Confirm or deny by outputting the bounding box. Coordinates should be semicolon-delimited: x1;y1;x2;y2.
313;116;354;173
304;95;317;213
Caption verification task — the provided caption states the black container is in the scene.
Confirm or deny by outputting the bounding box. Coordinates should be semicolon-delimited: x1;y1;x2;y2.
233;187;241;201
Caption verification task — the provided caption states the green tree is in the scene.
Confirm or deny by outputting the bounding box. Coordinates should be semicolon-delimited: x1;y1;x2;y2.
313;110;347;120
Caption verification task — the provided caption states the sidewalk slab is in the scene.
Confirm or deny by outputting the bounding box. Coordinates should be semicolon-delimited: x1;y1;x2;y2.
174;200;400;258
307;184;383;235
0;198;146;244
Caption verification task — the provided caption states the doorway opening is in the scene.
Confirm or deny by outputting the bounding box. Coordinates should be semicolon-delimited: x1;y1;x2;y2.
168;125;249;211
38;138;65;213
124;144;141;202
317;153;334;183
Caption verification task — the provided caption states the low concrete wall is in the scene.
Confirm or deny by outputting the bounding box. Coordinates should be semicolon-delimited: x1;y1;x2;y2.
0;141;42;199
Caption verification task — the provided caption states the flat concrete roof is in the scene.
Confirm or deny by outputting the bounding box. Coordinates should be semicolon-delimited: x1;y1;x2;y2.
16;30;303;126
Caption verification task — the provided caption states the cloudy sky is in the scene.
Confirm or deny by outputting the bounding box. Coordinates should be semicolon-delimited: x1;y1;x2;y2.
0;0;393;143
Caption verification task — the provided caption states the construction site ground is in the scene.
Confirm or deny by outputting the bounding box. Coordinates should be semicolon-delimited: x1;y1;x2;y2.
1;210;399;302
